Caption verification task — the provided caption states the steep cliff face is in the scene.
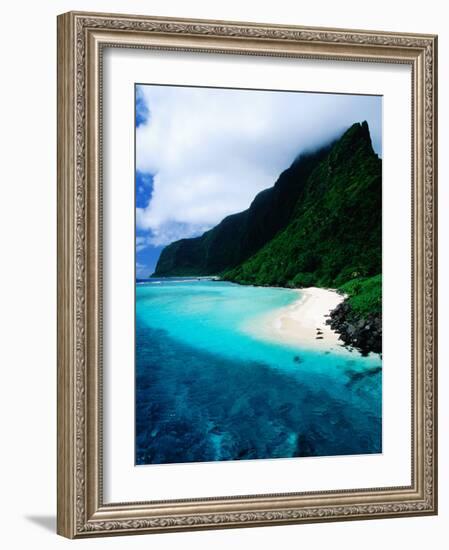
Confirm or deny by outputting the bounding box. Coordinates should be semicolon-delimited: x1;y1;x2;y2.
152;146;331;276
223;121;381;288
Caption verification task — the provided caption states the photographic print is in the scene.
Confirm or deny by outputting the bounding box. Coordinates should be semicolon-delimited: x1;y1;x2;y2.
135;84;383;466
58;12;437;537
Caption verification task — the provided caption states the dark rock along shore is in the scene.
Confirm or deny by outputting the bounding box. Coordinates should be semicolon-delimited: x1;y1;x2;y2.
327;300;382;356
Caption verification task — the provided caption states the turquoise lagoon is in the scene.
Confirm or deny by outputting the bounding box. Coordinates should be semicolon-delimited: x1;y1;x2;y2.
136;278;382;465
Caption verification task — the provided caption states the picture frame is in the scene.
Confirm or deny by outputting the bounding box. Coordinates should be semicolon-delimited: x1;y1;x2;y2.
57;10;438;538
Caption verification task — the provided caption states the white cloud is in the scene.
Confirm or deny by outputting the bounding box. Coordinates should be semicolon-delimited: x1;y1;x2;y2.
136;85;381;246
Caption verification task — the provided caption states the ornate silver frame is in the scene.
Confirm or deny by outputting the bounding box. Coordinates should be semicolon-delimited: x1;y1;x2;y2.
57;11;438;538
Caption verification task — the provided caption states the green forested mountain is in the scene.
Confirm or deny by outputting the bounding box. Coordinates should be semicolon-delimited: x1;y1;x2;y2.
154;121;381;288
153;145;332;276
223;121;381;288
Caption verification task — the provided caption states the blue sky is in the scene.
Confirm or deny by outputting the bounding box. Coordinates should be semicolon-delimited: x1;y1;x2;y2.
135;84;382;278
135;171;163;278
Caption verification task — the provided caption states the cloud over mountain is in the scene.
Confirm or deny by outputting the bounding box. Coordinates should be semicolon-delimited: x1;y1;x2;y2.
136;85;381;246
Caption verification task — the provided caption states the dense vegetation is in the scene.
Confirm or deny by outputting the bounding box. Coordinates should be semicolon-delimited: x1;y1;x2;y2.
339;275;382;317
327;274;382;355
153;121;382;353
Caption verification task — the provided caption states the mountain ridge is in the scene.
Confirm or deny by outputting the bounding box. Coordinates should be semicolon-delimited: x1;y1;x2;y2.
152;143;333;277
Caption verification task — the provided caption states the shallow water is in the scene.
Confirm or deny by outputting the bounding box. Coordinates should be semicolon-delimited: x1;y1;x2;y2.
136;279;382;465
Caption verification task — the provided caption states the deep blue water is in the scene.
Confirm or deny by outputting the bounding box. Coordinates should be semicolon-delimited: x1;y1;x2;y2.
136;279;382;465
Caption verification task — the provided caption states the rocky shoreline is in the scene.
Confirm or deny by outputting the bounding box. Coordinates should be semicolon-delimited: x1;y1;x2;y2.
326;299;382;356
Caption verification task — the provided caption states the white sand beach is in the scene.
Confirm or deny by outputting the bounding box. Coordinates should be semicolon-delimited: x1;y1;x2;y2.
244;287;349;353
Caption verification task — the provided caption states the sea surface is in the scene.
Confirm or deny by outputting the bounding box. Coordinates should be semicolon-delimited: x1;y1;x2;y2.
136;278;382;465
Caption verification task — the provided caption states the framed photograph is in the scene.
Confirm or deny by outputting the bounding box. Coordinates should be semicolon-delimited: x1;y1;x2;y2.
57;11;438;538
